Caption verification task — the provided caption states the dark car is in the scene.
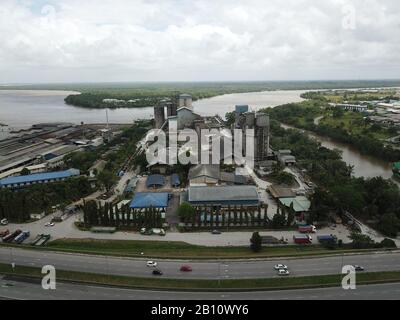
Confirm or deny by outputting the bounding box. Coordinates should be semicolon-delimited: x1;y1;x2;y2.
180;265;193;272
354;265;365;272
152;269;163;276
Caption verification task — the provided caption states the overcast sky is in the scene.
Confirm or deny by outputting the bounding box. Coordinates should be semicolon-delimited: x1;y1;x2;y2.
0;0;399;83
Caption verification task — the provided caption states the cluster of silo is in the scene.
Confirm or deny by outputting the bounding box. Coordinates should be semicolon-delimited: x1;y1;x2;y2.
234;110;270;162
178;94;193;110
154;98;178;129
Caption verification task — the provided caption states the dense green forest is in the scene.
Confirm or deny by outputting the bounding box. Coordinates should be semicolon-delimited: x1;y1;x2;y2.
265;120;400;237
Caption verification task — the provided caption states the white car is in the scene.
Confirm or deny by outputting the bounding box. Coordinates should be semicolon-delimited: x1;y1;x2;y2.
274;264;288;270
0;219;8;226
45;222;55;227
277;269;290;276
147;261;158;268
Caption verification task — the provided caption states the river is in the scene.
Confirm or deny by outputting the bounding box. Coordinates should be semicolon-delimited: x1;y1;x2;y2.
0;89;397;183
281;123;398;184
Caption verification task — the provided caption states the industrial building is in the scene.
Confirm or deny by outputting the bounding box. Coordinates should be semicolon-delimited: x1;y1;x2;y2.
0;168;80;189
329;103;368;112
187;185;259;207
130;192;170;209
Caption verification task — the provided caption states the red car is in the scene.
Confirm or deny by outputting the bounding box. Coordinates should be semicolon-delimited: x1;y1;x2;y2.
0;229;10;238
180;265;193;272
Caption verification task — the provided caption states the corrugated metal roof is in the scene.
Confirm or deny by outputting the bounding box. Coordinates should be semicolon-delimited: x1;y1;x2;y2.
188;164;220;180
146;174;166;187
0;169;80;186
188;186;259;205
130;192;169;208
279;196;311;212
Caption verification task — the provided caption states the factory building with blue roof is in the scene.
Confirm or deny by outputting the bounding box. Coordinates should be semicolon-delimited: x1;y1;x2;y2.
0;169;80;189
130;192;170;209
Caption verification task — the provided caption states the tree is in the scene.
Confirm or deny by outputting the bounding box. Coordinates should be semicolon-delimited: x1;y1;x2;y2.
97;170;117;191
378;213;400;238
21;168;31;176
177;202;196;222
272;213;287;229
250;232;262;253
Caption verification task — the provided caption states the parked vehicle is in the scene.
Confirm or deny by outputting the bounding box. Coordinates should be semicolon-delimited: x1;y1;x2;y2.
35;234;51;246
14;231;30;244
31;234;44;246
293;235;312;244
0;219;8;226
152;269;163;276
298;225;316;233
317;234;337;243
147;261;158;268
274;264;288;270
277;269;290;276
211;230;222;235
180;265;193;272
0;229;10;238
2;229;22;243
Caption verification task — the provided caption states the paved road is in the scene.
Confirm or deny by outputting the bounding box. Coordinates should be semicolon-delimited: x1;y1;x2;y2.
0;277;399;300
1;247;399;280
3;213;352;246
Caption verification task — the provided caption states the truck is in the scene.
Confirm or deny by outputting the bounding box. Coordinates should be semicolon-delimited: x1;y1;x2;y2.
317;234;337;243
298;225;316;233
14;231;30;244
293;234;312;244
2;229;22;243
35;234;51;246
0;229;10;238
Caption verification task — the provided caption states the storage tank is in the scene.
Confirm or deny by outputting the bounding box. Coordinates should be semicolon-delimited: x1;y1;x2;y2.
245;112;256;127
256;113;269;127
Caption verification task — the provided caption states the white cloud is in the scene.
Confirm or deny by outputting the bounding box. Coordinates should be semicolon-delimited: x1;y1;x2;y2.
0;0;399;82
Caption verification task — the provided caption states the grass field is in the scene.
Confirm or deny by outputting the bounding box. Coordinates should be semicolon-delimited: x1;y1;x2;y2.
1;263;400;290
3;238;379;259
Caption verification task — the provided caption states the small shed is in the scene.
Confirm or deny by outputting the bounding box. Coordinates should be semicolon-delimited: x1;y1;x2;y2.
171;174;181;187
146;174;166;189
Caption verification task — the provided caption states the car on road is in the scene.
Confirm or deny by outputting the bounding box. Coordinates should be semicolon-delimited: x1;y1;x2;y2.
353;265;365;272
147;261;158;268
152;269;163;276
277;269;290;276
211;230;221;235
180;265;193;272
45;222;55;227
0;219;8;226
274;264;288;270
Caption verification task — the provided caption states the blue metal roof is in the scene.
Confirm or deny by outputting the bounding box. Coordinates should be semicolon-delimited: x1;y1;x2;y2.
130;192;169;209
0;169;80;186
146;174;165;188
171;173;180;187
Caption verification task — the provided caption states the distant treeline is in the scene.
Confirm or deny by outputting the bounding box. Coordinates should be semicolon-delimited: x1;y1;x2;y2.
4;80;400;109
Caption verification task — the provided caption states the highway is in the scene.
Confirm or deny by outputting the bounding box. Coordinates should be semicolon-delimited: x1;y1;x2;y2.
0;247;400;280
0;276;399;300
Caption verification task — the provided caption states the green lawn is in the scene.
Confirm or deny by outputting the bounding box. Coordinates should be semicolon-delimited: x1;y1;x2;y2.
5;238;380;259
1;263;400;290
